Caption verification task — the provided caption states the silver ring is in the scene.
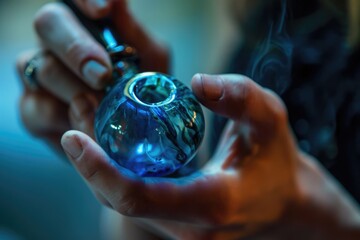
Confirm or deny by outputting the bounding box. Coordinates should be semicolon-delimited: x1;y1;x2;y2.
24;53;42;90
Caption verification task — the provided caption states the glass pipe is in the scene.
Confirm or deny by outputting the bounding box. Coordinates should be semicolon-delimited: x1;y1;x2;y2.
63;0;205;177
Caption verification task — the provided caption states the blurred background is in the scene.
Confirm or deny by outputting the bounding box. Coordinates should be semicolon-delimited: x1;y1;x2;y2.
0;0;238;239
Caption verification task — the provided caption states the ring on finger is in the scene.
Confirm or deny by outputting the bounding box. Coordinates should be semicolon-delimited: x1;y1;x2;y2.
24;52;44;90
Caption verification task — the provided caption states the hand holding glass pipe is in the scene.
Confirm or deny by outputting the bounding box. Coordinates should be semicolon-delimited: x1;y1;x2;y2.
61;73;360;239
16;0;360;239
16;0;169;155
60;0;205;177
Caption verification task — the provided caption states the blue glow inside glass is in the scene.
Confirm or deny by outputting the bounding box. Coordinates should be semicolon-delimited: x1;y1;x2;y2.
95;72;205;177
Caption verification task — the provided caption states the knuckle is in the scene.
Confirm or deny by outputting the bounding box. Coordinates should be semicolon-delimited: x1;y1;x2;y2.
264;89;289;126
112;195;138;216
239;77;253;100
78;147;116;184
111;183;146;216
274;103;288;125
230;76;253;108
65;39;86;61
36;53;58;86
79;154;106;181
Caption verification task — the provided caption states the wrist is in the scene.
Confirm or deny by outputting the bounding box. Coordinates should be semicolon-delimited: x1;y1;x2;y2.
289;152;360;239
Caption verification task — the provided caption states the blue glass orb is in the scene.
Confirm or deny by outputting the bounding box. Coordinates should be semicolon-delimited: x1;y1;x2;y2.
95;72;205;177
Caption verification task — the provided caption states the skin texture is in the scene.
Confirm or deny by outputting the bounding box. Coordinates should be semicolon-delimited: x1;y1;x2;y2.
16;0;360;239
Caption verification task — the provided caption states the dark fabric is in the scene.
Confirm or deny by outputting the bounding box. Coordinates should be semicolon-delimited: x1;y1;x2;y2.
212;1;360;203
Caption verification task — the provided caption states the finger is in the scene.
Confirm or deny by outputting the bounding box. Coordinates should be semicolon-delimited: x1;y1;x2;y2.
206;120;256;170
20;91;70;137
17;50;93;103
73;0;113;19
191;74;288;139
61;130;145;211
20;90;71;157
19;73;112;191
62;0;168;73
34;3;112;89
61;131;233;224
68;93;99;138
18;53;72;155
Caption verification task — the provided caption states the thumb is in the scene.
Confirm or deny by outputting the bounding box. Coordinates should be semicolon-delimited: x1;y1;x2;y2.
60;130;140;202
191;74;288;136
60;130;226;222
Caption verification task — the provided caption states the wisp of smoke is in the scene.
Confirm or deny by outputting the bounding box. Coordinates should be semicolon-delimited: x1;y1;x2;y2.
248;0;293;94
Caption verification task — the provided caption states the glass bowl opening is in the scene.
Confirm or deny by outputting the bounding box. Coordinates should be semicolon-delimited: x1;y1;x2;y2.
129;73;177;106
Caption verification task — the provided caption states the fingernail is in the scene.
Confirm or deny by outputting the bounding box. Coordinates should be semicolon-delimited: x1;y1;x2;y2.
71;94;97;120
90;0;108;9
197;74;224;101
61;132;83;160
82;60;109;88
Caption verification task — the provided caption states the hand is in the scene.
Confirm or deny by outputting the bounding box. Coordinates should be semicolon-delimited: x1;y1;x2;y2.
16;0;169;154
61;73;360;239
